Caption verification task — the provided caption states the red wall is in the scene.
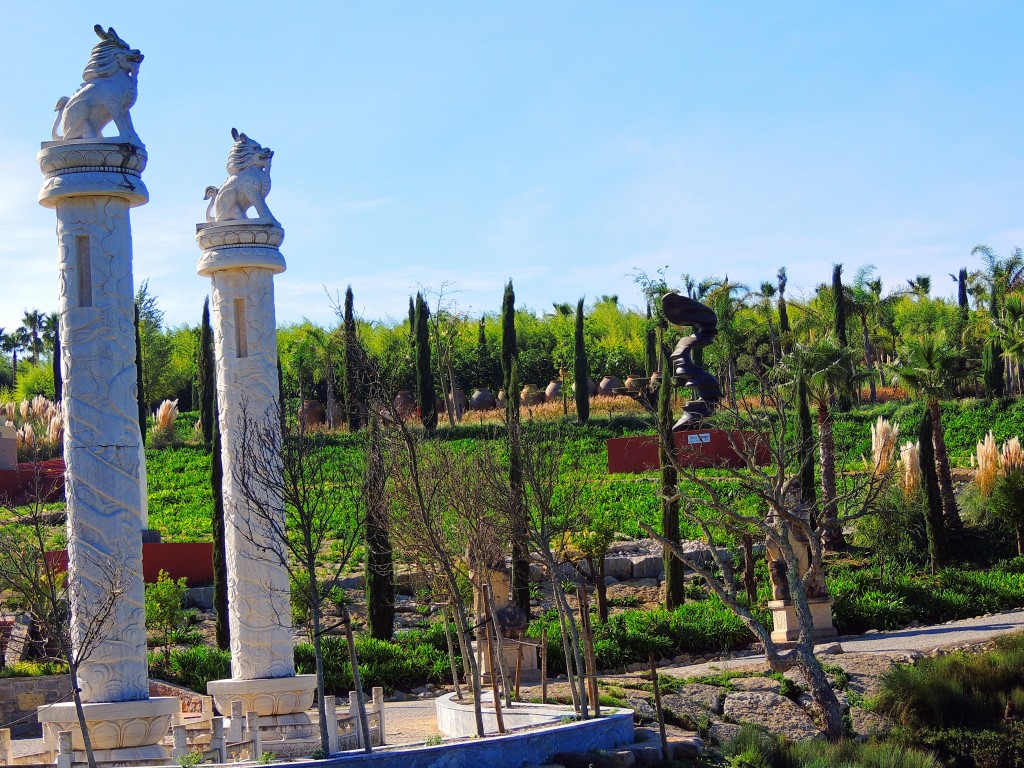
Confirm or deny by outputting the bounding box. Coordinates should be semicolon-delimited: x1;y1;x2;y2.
47;542;214;587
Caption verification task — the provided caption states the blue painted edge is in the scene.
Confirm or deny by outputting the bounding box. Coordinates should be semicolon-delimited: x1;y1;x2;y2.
297;710;634;768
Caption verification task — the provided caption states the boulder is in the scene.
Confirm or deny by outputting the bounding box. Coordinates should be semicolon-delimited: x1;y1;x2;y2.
603;556;633;581
722;691;824;741
630;554;664;580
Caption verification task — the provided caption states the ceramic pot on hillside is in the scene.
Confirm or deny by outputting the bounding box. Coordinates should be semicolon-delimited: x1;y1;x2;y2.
470;388;497;411
450;388;469;413
393;391;416;419
598;375;624;396
520;384;545;406
496;389;507;409
545;380;562;402
624;375;646;392
299;400;326;428
571;377;598;397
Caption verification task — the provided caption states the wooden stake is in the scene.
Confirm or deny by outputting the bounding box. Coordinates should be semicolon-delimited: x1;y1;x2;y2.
577;586;600;716
540;627;548;704
514;643;523;700
482;590;506;733
342;605;372;753
442;603;463;700
649;653;669;762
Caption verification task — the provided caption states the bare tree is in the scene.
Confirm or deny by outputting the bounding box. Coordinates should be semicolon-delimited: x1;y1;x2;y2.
0;465;131;768
642;390;892;740
476;421;593;718
378;410;492;736
230;401;366;755
419;282;466;428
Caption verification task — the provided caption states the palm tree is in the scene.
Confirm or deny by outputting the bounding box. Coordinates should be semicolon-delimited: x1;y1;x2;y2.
20;309;46;365
849;266;898;404
781;336;856;550
892;335;962;528
2;331;24;389
755;281;779;364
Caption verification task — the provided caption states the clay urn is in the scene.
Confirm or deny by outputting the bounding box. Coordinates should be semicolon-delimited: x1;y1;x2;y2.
299;400;326;427
393;391;416;419
624;375;646;392
470;388;497;411
520;384;545;406
598;375;624;396
545;380;562;402
648;371;663;392
571;377;598;397
451;388;469;413
496;389;507;408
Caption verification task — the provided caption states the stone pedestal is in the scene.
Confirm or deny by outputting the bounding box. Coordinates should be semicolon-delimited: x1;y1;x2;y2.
768;597;837;644
0;424;16;471
197;219;305;714
37;139;158;721
38;698;178;755
207;675;317;718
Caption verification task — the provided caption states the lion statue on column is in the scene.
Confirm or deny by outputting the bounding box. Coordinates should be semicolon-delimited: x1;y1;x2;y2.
52;25;144;144
204;129;279;225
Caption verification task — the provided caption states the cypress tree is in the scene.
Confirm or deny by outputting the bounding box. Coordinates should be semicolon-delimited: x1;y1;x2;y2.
198;298;215;451
364;416;394;640
135;303;146;443
777;267;792;355
277;355;286;428
574;298;589;425
832;264;852;412
476;316;488;389
644;302;657;378
657;304;685;609
919;406;947;571
52;319;62;402
211;399;229;650
957;268;969;310
502;281;530;615
343;286;361;432
414;292;437;434
408;296;416;348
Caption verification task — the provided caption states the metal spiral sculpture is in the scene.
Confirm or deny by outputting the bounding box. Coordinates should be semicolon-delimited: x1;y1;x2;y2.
662;292;722;430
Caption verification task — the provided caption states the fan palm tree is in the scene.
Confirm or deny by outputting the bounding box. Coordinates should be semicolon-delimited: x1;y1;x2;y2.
892;335;962;528
20;309;46;366
850;266;898;404
2;330;25;388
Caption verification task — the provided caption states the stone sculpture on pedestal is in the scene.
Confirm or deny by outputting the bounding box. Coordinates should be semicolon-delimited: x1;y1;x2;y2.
197;129;315;717
36;24;176;761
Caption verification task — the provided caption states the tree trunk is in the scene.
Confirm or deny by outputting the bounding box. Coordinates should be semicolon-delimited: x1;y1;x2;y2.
550;571;580;710
817;403;843;549
312;600;331;755
929;398;961;528
69;660;98;768
595;556;608;624
860;315;876;404
796;645;845;741
1017;523;1024;557
742;534;756;604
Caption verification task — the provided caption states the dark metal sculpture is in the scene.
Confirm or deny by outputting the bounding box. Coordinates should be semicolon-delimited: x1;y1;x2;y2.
662;292;722;430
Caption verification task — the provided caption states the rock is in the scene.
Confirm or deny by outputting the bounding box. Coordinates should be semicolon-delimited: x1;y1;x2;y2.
604;576;619;586
723;691;824;741
849;707;892;739
707;721;743;746
632;578;660;588
602;750;636;768
626;745;663;766
661;684;724;717
627;697;657;723
603;556;633;580
410;686;430;695
629;555;664;580
627;663;647;673
671;737;704;760
815;642;843;655
336;574;365;590
730;677;781;694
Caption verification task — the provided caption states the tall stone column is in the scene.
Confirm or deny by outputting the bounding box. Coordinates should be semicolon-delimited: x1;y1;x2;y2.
199;130;315;717
35;25;175;760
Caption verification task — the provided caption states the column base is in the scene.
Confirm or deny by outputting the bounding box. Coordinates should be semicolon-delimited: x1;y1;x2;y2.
207;674;316;717
768;597;837;644
37;697;178;752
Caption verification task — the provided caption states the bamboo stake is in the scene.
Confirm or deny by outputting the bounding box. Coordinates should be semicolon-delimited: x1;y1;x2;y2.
577;585;600;716
341;605;372;753
482;590;506;733
442;603;463;700
649;653;669;762
540;626;548;704
514;642;523;700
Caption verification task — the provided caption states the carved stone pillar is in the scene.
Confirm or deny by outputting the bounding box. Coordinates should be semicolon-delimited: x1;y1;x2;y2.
36;138;176;759
197;200;314;717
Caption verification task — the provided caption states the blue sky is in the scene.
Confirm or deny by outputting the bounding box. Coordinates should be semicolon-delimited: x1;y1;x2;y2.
2;1;1023;332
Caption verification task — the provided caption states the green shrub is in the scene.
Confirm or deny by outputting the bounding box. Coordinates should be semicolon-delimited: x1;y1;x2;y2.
153;646;231;692
0;660;68;678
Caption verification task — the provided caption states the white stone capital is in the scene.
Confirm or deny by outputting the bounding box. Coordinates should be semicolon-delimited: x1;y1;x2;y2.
38;140;148;208
38;697;178;751
196;221;286;276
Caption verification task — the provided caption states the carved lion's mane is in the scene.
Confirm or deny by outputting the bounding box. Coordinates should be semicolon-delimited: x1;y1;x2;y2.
82;40;128;82
226;140;268;175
